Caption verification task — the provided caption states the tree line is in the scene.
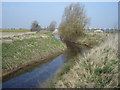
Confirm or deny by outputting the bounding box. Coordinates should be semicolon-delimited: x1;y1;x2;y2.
31;21;56;32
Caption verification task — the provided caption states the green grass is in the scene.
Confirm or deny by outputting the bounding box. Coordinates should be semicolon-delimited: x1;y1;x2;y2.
53;34;118;88
0;29;30;32
2;31;66;73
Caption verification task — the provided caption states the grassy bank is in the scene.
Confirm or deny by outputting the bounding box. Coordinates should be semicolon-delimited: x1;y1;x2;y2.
78;31;111;47
52;33;118;88
2;31;66;76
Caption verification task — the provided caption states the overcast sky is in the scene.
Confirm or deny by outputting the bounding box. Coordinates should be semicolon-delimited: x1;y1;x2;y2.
2;2;118;29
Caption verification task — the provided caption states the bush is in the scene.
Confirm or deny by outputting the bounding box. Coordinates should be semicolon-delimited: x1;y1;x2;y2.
47;21;56;32
31;21;42;32
59;3;90;42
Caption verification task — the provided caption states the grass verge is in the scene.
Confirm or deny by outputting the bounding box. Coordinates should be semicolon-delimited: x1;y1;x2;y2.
53;33;118;88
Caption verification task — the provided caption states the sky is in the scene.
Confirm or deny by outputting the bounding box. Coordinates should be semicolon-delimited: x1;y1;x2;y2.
2;2;118;29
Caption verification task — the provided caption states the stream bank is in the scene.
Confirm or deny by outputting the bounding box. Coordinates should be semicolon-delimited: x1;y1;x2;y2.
2;31;66;81
52;34;118;88
2;53;67;88
2;49;65;82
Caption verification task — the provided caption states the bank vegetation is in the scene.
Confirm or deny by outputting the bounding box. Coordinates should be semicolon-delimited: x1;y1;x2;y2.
1;31;66;78
50;34;118;88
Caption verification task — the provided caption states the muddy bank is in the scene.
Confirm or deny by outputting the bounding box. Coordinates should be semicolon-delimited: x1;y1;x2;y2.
2;49;65;82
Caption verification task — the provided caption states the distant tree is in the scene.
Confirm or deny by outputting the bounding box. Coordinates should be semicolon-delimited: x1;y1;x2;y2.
59;3;90;42
31;21;41;32
48;21;56;31
43;27;47;30
19;28;23;30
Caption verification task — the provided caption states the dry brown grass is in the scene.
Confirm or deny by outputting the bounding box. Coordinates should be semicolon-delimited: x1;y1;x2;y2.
55;34;118;88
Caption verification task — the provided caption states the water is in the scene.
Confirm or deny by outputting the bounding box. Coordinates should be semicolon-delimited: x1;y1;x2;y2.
2;54;66;88
54;34;61;40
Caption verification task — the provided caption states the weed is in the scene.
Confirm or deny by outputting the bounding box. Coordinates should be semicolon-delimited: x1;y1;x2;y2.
53;34;118;88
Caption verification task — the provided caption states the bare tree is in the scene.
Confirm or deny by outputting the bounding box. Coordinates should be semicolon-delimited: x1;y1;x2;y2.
31;21;41;32
59;3;90;42
47;21;56;31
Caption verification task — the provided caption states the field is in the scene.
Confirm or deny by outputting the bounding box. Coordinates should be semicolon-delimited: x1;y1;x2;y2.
52;34;118;88
1;32;36;38
1;31;66;76
0;29;30;32
0;29;35;39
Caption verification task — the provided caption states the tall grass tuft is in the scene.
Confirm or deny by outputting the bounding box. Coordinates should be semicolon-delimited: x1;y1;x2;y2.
54;34;118;88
